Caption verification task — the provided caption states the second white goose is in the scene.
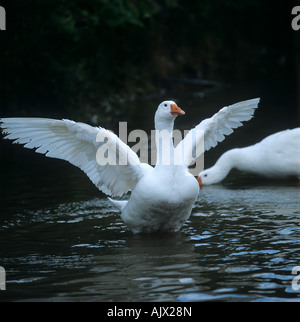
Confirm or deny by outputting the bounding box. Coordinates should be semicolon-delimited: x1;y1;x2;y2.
198;128;300;185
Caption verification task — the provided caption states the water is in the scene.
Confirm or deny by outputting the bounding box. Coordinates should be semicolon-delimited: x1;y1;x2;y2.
0;87;300;302
0;172;299;302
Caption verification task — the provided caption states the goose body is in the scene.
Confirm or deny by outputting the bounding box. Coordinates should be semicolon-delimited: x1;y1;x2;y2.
120;166;199;233
198;128;300;185
0;98;259;233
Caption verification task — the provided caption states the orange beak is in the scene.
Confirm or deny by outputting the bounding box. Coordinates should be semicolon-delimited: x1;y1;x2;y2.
170;103;185;116
197;176;202;188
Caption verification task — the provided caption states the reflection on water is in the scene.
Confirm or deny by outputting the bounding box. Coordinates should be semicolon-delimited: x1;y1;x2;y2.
0;179;300;302
0;88;300;302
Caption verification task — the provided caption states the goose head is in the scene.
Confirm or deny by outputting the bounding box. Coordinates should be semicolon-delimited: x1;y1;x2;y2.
155;101;185;132
197;162;231;186
197;149;240;186
197;170;215;186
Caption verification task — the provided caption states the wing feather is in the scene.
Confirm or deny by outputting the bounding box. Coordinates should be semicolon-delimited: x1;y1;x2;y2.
175;98;260;166
0;117;147;196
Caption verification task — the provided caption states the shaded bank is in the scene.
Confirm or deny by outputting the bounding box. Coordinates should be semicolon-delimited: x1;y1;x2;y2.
0;0;298;122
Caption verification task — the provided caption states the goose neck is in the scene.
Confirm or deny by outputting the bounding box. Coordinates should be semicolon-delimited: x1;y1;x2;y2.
211;149;240;182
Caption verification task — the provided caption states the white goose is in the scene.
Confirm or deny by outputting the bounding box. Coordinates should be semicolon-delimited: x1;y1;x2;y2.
0;98;259;233
198;128;300;185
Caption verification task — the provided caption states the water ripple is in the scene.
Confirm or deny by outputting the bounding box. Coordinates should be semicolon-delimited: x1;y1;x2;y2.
1;182;300;301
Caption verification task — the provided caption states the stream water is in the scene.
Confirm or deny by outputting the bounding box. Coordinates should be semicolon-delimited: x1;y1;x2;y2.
0;86;299;302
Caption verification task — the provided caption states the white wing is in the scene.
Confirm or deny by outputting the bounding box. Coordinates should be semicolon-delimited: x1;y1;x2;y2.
0;117;149;196
175;98;260;166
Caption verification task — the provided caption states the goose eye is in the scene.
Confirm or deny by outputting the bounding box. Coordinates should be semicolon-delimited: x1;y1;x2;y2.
204;174;208;177
164;104;168;107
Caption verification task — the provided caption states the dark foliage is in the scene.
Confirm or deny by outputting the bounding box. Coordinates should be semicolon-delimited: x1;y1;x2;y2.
0;0;297;119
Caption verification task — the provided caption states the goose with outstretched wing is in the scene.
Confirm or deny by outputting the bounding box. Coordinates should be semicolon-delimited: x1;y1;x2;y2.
0;98;259;233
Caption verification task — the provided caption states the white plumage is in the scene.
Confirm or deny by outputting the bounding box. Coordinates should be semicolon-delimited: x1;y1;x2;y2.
198;128;300;185
175;98;260;166
1;118;145;196
1;98;259;233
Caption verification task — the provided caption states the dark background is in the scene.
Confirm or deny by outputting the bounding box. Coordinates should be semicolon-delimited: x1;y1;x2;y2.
0;0;299;126
0;1;299;303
